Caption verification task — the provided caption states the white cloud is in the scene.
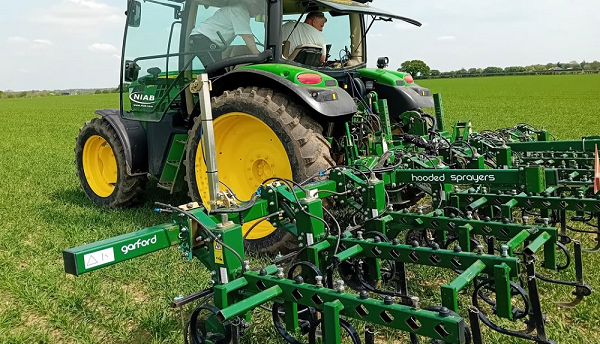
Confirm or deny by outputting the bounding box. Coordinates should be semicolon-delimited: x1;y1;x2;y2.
33;39;53;45
8;36;28;44
6;37;54;53
33;0;123;28
67;0;110;11
88;43;118;53
437;35;457;41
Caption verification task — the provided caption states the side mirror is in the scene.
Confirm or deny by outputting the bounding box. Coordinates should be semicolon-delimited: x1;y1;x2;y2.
127;0;141;27
124;60;141;82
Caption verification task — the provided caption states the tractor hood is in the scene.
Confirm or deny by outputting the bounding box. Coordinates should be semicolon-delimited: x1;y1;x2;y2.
311;0;421;26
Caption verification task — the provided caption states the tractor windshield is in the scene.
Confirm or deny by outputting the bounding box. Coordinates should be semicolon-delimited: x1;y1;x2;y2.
281;9;363;68
279;0;420;68
189;0;268;70
282;12;352;65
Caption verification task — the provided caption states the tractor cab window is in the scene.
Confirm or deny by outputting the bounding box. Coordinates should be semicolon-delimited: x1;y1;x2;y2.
323;13;351;64
281;11;362;68
121;0;183;121
190;0;267;71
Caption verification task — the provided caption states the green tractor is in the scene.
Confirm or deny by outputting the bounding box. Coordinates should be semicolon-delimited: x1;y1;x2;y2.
75;0;434;252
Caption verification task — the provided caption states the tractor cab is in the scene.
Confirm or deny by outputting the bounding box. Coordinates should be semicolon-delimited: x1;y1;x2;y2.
120;0;430;123
121;0;270;123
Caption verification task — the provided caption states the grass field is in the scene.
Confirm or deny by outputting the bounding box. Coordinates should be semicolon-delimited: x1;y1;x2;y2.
0;74;599;343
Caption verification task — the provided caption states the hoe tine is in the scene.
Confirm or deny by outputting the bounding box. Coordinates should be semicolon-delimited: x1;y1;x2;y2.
555;293;584;309
582;237;600;252
557;241;592;308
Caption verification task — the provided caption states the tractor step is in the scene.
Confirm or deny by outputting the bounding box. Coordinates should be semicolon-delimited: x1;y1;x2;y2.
158;134;188;194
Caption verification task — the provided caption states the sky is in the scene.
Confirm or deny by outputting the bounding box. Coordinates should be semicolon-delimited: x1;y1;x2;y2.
1;0;599;91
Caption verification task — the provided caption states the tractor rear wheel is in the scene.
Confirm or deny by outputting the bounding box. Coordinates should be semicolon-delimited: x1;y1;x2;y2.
75;118;147;207
186;87;335;253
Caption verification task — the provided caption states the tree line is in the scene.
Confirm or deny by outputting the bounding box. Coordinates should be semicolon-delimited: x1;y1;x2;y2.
0;86;123;99
398;60;600;79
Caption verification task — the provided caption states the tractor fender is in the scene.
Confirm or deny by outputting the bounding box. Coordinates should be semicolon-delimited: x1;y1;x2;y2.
211;69;357;119
95;109;148;175
374;83;435;116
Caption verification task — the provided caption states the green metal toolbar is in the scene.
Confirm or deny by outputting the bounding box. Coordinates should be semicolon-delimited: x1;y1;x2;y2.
64;93;599;344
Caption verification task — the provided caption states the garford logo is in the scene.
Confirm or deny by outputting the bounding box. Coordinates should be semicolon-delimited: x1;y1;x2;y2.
121;235;157;255
129;92;155;105
410;174;496;183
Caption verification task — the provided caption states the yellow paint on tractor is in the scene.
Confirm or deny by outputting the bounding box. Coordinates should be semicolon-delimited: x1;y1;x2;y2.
83;135;117;197
194;112;292;240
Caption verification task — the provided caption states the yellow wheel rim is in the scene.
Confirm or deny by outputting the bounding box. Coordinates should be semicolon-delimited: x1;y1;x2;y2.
195;112;292;240
83;135;118;197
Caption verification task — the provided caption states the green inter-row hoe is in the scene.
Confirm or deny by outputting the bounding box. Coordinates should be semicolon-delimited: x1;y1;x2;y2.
65;0;600;343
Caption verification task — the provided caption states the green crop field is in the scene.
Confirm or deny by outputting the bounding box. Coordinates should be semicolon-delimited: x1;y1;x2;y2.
0;74;599;344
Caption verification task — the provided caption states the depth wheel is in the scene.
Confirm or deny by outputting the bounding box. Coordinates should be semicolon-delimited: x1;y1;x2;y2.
75;118;147;207
186;87;334;253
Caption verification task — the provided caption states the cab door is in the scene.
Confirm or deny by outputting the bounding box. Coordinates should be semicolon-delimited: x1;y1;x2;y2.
121;0;187;122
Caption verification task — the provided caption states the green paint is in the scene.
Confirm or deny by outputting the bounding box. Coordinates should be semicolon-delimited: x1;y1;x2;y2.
63;223;179;276
158;133;188;192
358;68;412;87
241;63;337;87
441;260;486;312
493;264;513;320
217;285;282;321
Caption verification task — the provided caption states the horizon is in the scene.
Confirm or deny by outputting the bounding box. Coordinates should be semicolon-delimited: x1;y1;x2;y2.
2;0;599;91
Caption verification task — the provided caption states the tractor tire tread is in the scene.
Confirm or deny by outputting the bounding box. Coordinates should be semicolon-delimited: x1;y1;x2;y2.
75;117;147;207
185;86;334;254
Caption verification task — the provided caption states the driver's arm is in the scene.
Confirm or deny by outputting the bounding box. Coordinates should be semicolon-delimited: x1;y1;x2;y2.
241;34;261;55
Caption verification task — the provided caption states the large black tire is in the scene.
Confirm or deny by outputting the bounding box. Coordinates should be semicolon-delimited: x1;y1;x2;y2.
185;87;335;253
75;118;147;207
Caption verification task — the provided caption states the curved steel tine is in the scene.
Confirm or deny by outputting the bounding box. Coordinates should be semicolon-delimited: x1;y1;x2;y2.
559;241;593;307
555;293;584;308
583;236;600;252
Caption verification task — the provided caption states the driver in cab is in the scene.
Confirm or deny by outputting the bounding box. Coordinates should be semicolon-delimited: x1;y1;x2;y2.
282;12;328;65
190;0;264;66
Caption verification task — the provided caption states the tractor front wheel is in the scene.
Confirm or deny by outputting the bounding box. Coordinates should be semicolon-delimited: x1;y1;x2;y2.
75;118;147;207
186;87;334;253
